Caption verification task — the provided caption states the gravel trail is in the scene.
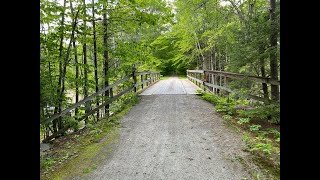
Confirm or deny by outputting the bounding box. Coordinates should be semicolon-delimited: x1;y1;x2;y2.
85;77;251;180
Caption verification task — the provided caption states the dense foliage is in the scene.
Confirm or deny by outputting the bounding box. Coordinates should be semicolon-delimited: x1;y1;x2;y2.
155;0;280;100
40;0;174;138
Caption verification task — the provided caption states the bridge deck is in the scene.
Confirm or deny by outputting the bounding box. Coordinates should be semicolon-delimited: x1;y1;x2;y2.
140;76;201;95
85;77;252;179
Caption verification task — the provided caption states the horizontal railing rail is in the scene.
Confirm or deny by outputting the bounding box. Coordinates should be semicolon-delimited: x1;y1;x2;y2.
187;70;280;103
42;67;161;142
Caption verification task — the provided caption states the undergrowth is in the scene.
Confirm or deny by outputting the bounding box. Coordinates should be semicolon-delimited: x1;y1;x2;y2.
197;90;280;179
40;92;139;180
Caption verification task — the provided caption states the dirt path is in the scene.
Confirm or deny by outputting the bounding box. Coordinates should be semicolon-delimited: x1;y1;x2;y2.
85;77;252;180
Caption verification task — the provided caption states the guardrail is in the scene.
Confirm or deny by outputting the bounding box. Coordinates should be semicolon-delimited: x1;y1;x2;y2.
42;66;160;142
187;70;280;103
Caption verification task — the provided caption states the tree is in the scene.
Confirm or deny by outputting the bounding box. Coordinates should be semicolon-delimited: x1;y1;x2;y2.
269;0;279;101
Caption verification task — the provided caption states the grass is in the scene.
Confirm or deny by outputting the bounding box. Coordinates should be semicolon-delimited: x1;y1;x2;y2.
40;94;139;180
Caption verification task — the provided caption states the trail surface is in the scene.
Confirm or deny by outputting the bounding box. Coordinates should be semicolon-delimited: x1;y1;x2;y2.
85;77;251;180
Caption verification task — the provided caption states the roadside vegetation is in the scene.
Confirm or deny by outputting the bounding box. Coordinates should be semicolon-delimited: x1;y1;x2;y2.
197;90;280;179
40;93;138;180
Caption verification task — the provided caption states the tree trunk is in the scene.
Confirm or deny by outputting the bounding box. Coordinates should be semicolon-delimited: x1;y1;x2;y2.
71;0;79;119
103;1;110;118
210;50;213;92
259;44;269;99
57;4;80;131
60;7;80;104
213;46;217;94
83;0;90;122
53;0;67;133
218;49;221;94
92;0;99;120
269;0;279;101
73;40;79;118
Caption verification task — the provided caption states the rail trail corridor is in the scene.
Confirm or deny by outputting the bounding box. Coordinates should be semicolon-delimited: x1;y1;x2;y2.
84;77;254;180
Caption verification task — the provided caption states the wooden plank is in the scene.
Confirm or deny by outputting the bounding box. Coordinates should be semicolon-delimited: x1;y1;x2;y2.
134;71;151;76
79;85;134;121
204;82;232;92
135;77;155;87
43;75;131;124
203;70;280;85
187;75;203;84
187;70;204;74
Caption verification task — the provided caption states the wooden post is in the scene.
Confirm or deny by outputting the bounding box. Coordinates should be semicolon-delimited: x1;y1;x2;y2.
110;87;113;98
141;74;143;89
153;73;155;83
132;64;137;93
193;73;195;84
195;73;198;86
224;75;228;96
145;74;148;86
203;72;206;91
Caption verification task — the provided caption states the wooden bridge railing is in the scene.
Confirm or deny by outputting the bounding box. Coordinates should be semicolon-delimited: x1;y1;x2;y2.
187;70;280;103
42;66;160;142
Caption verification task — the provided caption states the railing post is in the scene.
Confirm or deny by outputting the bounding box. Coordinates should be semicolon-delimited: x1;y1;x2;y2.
141;74;143;89
110;87;113;98
203;71;207;91
132;64;137;93
145;74;148;86
224;75;229;96
152;73;154;83
195;73;198;86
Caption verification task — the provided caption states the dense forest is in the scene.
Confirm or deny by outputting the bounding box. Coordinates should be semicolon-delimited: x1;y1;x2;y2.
40;0;279;141
41;0;280;178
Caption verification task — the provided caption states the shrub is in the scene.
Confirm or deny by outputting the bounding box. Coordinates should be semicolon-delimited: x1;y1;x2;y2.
237;118;250;125
249;124;261;132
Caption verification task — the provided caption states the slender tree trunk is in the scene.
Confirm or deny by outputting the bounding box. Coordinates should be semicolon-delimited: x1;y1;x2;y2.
73;40;79;118
53;0;67;133
103;2;110;117
92;0;99;120
60;8;80;101
83;0;90;122
269;0;279;101
213;46;217;94
259;44;268;99
210;51;213;92
58;5;80;131
218;49;222;94
71;0;79;119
